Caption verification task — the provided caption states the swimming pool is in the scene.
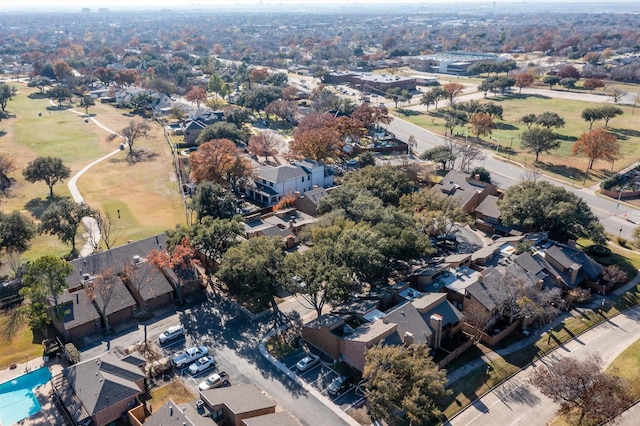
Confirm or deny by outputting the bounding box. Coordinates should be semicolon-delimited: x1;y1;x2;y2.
0;366;52;426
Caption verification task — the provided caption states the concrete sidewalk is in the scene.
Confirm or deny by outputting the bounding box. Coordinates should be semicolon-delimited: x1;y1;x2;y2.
446;270;640;383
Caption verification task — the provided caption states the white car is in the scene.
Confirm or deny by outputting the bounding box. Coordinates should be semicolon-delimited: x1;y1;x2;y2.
172;345;208;368
295;354;320;371
158;325;184;344
198;371;229;390
188;355;215;374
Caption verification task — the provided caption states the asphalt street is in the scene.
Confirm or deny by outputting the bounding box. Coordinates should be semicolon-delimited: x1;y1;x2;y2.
80;293;351;426
386;116;640;241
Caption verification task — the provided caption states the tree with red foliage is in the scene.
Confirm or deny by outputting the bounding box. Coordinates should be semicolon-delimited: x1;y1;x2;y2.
189;139;239;185
583;78;605;93
273;194;296;212
248;132;280;163
185;86;207;108
351;103;391;131
572;128;619;172
515;72;535;93
148;237;199;304
558;65;580;81
289;113;343;161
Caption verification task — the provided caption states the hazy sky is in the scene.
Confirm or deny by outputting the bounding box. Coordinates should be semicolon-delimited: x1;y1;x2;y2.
2;0;631;11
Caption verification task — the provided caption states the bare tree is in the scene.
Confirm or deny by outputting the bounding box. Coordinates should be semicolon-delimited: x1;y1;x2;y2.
463;302;494;343
122;260;153;318
107;120;152;162
607;86;627;103
529;354;632;425
455;143;484;172
520;168;542;183
85;268;117;333
97;211;118;250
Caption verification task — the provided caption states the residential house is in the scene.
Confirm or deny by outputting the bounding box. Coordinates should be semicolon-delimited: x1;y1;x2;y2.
52;351;146;426
121;260;174;312
438;170;498;214
243;207;315;248
86;274;138;329
139;388;300;426
179;110;225;144
199;384;277;426
302;288;464;372
246;160;333;206
543;244;604;292
293;187;329;216
52;289;102;341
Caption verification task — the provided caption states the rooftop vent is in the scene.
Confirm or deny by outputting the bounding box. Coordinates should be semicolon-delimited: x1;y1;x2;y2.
133;255;141;263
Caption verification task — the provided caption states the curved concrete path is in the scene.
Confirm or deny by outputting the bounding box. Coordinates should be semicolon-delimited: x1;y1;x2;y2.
50;101;125;256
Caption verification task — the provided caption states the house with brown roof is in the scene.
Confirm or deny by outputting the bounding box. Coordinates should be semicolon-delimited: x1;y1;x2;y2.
52;289;102;341
543;244;604;291
52;351;146;426
302;289;464;372
438;170;498;214
199;384;277;426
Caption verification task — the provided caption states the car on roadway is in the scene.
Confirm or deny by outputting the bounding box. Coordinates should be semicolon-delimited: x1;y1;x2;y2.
295;354;320;372
198;371;230;390
327;375;350;396
158;325;184;344
172;345;208;368
188;355;215;374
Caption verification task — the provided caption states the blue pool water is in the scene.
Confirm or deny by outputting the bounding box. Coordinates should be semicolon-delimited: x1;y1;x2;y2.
0;366;52;426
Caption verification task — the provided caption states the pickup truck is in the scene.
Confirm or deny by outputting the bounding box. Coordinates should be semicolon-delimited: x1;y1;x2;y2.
172;345;208;368
198;371;230;391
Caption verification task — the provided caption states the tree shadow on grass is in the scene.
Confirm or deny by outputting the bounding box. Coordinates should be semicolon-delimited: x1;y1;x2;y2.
555;133;578;142
24;195;64;219
0;130;6;138
609;127;640;141
534;161;584;181
0;308;24;344
27;93;48;99
494;122;519;131
396;109;423;117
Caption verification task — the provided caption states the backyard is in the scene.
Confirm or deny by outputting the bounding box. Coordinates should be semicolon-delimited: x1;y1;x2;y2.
0;83;185;262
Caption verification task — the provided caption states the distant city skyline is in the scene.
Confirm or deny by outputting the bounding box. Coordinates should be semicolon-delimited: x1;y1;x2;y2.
2;0;636;12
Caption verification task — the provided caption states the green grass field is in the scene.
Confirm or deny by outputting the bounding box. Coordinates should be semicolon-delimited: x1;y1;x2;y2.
397;92;640;186
0;83;185;263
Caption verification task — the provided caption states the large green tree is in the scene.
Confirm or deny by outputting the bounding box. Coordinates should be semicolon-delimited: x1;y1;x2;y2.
216;236;285;318
23;156;71;199
282;248;354;318
39;198;97;255
520;127;561;162
0;83;18;112
20;255;72;312
190;181;237;222
196;122;246;144
498;180;605;243
364;343;450;425
0;211;36;255
337;165;413;207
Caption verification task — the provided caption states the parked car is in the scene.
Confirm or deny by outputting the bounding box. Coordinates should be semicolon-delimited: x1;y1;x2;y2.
198;371;230;390
188;355;215;374
328;375;349;396
172;345;208;368
158;325;184;344
295;354;320;371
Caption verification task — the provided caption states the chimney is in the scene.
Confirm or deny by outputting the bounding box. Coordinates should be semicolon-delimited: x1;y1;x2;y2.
133;255;141;263
403;331;414;346
430;314;443;350
294;191;300;199
313;184;318;189
569;267;579;285
474;174;480;181
477;273;483;283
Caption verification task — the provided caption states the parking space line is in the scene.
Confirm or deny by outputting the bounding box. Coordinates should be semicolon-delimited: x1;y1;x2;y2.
309;369;334;386
345;396;367;411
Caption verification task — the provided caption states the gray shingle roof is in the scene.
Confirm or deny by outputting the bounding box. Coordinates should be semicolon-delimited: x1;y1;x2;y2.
255;164;306;183
63;352;145;416
475;194;501;219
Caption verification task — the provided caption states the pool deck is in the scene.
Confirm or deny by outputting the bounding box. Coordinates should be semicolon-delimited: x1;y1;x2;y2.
0;358;66;426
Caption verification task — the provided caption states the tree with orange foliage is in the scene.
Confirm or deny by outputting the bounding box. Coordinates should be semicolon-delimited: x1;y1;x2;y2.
185;86;207;108
273;194;296;212
282;86;299;101
442;82;465;105
334;116;366;142
248;132;280;162
148;237;199;304
351;103;391;132
249;68;269;85
190;139;238;185
469;112;494;140
572;128;619;173
114;69;139;87
289;113;343;161
515;72;535;93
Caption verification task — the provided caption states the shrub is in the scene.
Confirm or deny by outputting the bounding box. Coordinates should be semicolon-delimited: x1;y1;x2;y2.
64;343;81;364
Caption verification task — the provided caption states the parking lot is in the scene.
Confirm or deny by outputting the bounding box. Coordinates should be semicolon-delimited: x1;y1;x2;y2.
283;349;366;412
156;330;250;393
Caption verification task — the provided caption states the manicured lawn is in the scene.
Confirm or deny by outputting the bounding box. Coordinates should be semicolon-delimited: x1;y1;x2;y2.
0;82;185;259
0;310;46;370
396;92;640;186
607;337;640;400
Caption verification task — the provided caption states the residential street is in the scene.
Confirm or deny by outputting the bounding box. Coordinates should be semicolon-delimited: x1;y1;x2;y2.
79;292;352;426
446;303;640;426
